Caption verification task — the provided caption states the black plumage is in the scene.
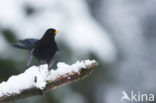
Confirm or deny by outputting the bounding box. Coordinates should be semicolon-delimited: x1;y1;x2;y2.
13;28;59;69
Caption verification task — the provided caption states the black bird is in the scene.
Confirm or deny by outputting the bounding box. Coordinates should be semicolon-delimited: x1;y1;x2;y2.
13;28;59;69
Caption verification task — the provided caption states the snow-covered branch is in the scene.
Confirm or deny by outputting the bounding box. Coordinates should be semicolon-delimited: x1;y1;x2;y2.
0;60;98;103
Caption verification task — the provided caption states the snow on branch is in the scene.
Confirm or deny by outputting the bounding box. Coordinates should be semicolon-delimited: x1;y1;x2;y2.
0;60;98;103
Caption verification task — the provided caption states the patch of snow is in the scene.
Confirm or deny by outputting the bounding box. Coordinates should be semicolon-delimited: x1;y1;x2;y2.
48;60;96;81
0;66;46;97
0;60;96;97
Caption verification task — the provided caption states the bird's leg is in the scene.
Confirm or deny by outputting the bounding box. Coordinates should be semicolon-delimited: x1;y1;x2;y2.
48;52;58;70
27;49;34;66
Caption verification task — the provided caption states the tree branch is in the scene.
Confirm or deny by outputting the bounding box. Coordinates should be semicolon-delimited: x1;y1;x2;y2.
0;60;98;103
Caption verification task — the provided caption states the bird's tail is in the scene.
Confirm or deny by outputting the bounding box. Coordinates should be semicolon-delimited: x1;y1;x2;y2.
13;39;38;50
12;44;30;50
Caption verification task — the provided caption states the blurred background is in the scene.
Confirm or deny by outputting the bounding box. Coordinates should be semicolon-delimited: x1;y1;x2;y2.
0;0;156;103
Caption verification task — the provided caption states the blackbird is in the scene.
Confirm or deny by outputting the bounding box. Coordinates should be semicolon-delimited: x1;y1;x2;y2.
13;28;59;69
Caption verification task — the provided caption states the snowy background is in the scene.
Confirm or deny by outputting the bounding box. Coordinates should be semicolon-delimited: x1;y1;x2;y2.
0;0;156;103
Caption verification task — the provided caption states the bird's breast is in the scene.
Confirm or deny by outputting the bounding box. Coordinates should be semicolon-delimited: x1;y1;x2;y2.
33;41;57;61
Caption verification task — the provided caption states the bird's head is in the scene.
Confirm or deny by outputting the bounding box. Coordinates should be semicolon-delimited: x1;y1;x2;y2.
46;28;59;36
42;28;59;40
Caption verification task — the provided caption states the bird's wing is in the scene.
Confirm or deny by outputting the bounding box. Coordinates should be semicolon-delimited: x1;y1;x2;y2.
19;38;39;49
12;44;28;50
27;49;34;66
48;51;58;69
